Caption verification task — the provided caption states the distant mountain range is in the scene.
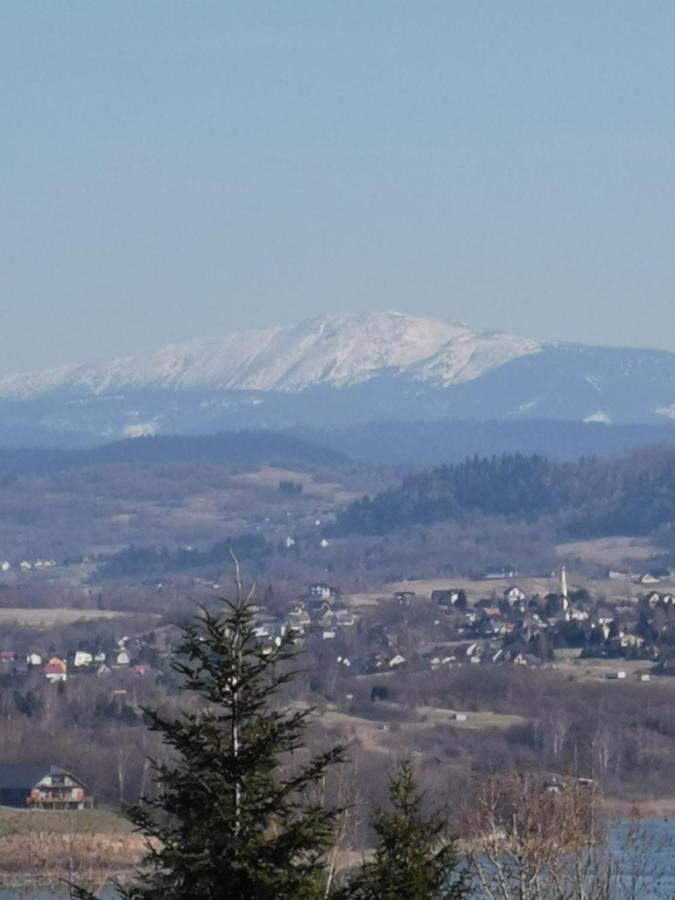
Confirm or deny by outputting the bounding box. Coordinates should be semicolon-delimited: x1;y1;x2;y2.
4;311;675;447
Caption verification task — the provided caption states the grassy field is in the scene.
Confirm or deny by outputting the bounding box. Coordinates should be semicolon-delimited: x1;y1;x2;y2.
416;706;529;731
555;536;658;567
0;608;134;627
230;465;362;504
551;655;655;682
320;704;528;754
0;806;134;837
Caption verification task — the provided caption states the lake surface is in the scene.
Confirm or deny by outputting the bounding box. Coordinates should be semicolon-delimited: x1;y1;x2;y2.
466;818;675;899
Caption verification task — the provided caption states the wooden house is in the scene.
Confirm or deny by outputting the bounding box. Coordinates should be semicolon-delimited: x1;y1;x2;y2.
0;764;93;809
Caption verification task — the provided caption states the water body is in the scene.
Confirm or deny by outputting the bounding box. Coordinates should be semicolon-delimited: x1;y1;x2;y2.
466;818;675;899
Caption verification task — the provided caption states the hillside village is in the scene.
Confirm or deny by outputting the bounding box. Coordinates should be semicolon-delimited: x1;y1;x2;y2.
6;566;675;691
274;569;675;684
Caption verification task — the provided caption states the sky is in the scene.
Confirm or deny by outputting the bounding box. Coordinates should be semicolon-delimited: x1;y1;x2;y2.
2;1;675;374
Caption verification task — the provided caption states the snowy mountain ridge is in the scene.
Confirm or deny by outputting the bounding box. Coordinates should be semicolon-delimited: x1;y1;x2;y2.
0;312;539;399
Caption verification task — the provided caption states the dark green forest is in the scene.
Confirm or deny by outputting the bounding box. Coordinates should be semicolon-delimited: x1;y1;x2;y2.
334;447;675;539
98;533;272;578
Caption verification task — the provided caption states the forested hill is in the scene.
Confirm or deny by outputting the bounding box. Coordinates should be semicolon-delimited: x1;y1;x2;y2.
0;430;346;477
334;448;675;539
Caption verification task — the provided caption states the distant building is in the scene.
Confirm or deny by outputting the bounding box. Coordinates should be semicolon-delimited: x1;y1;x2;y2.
393;591;416;605
640;574;661;585
0;764;93;809
307;583;336;600
44;657;67;683
485;565;518;580
608;570;631;581
504;586;527;604
73;651;93;668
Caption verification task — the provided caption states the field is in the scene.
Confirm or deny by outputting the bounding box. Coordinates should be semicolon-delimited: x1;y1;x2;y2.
0;608;135;627
555;536;658;567
0;807;144;886
320;704;528;755
0;807;134;837
230;465;362;504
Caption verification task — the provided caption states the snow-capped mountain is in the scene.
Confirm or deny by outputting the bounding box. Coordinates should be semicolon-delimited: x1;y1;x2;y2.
0;312;538;399
4;311;675;447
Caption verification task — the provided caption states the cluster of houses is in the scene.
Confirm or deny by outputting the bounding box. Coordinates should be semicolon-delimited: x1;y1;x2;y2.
0;634;158;684
0;558;58;574
282;571;675;681
284;583;356;639
387;576;675;674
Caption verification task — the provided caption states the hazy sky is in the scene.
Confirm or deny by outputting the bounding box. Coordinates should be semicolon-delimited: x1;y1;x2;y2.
3;2;675;374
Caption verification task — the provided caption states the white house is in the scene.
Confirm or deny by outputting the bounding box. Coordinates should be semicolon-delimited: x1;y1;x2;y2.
73;651;93;668
504;586;527;604
307;583;333;600
640;574;661;585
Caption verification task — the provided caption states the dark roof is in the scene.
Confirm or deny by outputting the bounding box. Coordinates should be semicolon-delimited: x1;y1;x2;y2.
0;764;79;791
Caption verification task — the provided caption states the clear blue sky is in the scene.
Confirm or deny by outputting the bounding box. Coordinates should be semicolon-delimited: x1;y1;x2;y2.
2;1;675;373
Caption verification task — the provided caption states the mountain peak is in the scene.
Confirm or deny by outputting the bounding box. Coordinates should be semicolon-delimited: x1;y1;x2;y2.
0;311;539;399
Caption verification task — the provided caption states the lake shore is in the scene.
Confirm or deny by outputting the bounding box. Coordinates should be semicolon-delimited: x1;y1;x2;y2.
601;796;675;819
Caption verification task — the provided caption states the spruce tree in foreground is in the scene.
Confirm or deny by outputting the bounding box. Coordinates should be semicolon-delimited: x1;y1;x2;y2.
74;582;345;900
342;761;469;900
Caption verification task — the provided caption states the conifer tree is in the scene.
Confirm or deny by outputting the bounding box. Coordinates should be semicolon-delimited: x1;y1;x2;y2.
342;761;469;900
73;575;345;900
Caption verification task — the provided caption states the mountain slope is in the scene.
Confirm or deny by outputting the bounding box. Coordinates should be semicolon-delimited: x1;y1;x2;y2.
0;312;537;398
3;312;675;444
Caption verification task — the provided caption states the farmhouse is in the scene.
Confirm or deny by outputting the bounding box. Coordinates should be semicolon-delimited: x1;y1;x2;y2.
0;764;93;809
504;586;527;604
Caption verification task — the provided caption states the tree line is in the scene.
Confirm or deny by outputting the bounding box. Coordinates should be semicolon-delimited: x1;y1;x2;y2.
334;446;675;538
97;534;272;578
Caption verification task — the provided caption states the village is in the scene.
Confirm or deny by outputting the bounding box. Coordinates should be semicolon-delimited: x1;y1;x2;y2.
5;562;675;692
273;566;675;684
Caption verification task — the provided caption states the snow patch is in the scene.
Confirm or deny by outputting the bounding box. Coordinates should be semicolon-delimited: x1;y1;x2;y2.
584;375;604;394
584;411;612;424
123;422;157;438
0;312;540;400
505;399;540;418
